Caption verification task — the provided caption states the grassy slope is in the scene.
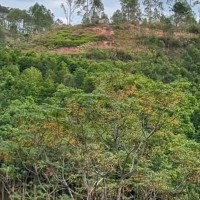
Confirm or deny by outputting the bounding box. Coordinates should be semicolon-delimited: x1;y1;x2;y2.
19;24;199;56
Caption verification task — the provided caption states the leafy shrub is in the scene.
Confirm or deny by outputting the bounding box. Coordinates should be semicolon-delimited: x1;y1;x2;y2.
159;37;193;48
86;48;110;60
113;49;133;61
187;24;200;34
145;36;165;48
86;49;133;61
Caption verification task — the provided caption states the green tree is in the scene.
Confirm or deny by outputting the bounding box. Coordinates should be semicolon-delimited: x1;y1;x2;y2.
120;0;141;23
29;3;54;32
100;12;109;24
80;0;104;25
143;0;163;23
172;1;195;26
17;67;43;98
111;10;125;24
7;9;30;34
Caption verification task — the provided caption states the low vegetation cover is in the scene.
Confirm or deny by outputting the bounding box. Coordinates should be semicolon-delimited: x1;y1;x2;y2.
0;0;200;200
33;28;106;49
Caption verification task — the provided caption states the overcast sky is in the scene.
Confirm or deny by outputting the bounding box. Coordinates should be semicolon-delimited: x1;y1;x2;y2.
0;0;121;24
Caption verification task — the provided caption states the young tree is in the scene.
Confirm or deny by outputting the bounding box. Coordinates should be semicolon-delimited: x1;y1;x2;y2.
100;12;109;24
111;10;125;24
160;15;174;36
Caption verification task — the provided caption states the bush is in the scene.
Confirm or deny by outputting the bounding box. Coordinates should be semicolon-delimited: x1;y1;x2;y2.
160;37;189;48
86;49;110;60
146;36;165;48
86;49;134;61
187;24;200;34
112;49;134;61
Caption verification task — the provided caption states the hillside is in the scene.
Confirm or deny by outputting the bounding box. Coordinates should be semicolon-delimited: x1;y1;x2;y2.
0;23;200;200
21;24;199;55
1;0;200;199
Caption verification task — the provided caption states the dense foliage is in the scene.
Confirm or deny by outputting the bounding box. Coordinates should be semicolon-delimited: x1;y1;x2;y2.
0;0;200;199
0;43;199;199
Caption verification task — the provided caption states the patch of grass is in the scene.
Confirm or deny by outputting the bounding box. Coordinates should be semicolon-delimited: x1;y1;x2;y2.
33;28;106;49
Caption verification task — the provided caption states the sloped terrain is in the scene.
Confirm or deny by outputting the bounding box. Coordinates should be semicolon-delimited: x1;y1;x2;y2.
1;22;200;200
22;24;199;56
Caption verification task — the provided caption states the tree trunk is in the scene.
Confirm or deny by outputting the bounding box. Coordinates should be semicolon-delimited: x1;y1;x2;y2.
117;186;122;200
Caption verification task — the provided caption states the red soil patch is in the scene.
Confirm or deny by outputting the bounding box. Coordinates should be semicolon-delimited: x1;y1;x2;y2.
76;25;114;39
89;26;114;37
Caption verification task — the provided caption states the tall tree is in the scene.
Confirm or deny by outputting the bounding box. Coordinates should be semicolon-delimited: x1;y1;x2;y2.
61;0;81;25
29;3;54;32
120;0;141;23
0;5;10;28
80;0;104;24
7;9;30;34
143;0;163;23
172;1;195;26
